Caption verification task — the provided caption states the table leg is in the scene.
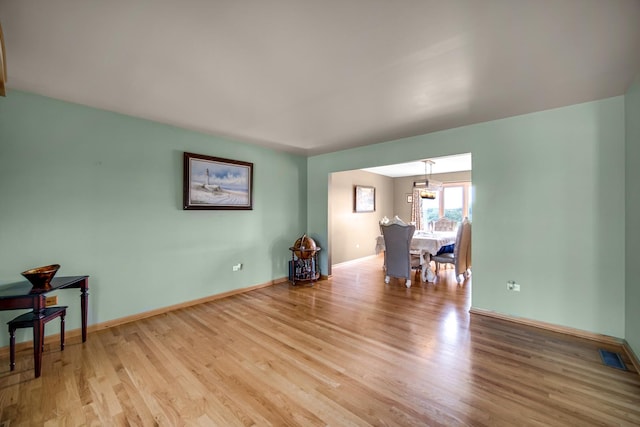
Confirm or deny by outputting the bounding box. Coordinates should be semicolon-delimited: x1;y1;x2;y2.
80;278;88;342
421;252;436;282
425;267;436;282
32;317;43;378
9;326;15;371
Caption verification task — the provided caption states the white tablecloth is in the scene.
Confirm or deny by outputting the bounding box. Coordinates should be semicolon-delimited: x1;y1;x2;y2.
375;230;456;256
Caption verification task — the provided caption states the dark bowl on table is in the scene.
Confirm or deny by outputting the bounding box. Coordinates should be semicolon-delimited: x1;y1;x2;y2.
21;264;60;290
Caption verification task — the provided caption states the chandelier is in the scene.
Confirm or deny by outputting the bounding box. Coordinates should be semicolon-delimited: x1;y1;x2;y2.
413;160;442;199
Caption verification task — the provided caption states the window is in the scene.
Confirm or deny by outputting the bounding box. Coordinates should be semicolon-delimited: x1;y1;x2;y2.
443;186;464;222
467;185;473;221
420;182;472;227
421;192;440;223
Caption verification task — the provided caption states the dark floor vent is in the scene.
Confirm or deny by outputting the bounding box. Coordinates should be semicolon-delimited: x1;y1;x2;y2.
598;349;626;370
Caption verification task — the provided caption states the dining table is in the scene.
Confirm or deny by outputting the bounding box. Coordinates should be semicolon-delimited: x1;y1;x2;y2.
375;230;457;282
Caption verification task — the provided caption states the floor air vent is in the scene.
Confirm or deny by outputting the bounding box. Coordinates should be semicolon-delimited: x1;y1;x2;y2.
598;349;626;370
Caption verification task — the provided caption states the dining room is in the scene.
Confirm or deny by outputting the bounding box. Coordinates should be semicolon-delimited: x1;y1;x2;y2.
327;153;472;285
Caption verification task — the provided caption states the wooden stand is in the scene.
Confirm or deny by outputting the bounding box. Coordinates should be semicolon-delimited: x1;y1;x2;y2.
289;247;321;285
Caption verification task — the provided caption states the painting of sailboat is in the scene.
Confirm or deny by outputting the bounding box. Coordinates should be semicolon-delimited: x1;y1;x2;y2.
183;152;253;210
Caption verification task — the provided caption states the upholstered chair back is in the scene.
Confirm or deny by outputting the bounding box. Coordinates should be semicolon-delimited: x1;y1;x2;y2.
380;223;415;280
454;219;472;275
432;217;458;232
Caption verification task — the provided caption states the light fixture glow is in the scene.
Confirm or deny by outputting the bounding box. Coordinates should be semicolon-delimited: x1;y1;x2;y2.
413;160;441;199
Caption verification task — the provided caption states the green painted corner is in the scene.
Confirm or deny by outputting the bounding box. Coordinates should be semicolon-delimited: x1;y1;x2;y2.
308;97;626;338
625;76;640;357
0;90;307;346
0;87;635;350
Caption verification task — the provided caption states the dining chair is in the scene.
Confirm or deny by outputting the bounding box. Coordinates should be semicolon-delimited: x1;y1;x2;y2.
431;217;458;232
431;218;471;283
380;223;421;288
379;216;390;231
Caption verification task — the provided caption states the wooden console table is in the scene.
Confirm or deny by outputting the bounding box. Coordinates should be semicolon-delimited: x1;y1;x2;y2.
0;276;89;378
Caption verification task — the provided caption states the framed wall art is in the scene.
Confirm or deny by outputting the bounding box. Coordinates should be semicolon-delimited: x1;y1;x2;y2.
354;185;375;213
183;152;253;210
0;22;7;96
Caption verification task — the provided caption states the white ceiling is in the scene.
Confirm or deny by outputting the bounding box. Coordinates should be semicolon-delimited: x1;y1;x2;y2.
1;1;639;156
362;153;471;177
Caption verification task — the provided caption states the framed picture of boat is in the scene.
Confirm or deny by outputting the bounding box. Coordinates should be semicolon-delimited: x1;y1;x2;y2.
183;152;253;210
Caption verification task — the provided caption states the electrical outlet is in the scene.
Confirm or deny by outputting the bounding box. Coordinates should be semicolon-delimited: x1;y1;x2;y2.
232;263;242;272
45;295;58;306
506;280;520;292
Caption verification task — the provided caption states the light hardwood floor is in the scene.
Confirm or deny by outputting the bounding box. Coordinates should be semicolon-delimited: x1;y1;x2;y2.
1;255;639;426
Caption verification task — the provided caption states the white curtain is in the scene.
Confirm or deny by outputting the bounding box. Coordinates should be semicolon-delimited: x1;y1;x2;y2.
410;188;423;230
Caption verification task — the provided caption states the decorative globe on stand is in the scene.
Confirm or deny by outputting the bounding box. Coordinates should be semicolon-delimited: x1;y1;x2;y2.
293;234;317;259
289;234;321;285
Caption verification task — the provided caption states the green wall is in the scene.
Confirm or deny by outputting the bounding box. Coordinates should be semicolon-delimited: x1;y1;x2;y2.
626;76;640;356
309;97;626;338
0;89;633;346
0;91;307;346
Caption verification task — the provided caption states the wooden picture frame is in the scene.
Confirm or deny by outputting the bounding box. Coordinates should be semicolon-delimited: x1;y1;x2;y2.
183;152;253;210
0;22;7;97
354;185;375;213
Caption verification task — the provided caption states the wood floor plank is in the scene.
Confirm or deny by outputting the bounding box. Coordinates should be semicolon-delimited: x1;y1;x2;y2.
1;254;639;426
